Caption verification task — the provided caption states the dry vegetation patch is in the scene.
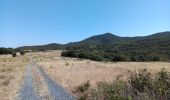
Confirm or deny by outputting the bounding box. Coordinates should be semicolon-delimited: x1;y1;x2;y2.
38;59;170;94
0;55;29;100
31;51;170;98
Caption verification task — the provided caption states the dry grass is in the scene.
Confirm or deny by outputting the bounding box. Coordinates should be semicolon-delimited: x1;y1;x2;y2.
33;51;170;94
27;50;62;62
38;61;170;92
0;55;29;100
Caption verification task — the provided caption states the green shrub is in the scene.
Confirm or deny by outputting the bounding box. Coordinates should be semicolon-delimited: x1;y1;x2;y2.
154;69;170;99
20;51;25;56
75;69;170;100
76;81;90;93
90;79;129;100
11;52;16;57
61;50;79;57
129;68;153;93
112;55;127;62
75;81;91;100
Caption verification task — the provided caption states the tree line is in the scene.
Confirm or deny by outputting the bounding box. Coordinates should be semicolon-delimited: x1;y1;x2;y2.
0;48;25;57
61;43;170;62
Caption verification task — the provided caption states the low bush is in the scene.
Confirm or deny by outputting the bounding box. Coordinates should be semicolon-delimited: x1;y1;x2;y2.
90;79;129;100
20;51;25;56
76;81;90;93
75;69;170;100
129;68;153;93
75;81;91;100
11;52;16;57
65;62;69;66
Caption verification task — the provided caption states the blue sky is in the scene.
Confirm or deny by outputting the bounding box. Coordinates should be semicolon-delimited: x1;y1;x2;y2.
0;0;170;47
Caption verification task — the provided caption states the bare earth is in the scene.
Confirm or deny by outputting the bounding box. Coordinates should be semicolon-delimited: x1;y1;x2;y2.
18;59;75;100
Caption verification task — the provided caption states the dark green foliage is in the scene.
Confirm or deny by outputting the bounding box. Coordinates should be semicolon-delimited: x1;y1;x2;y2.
20;51;25;56
18;43;64;51
90;79;129;100
129;69;153;92
67;33;123;46
75;69;170;100
62;50;104;61
61;45;165;61
0;48;13;54
11;52;16;57
0;47;25;57
75;81;91;100
61;50;79;57
112;55;127;62
61;32;170;62
128;69;170;100
154;69;170;99
76;81;90;93
0;48;16;57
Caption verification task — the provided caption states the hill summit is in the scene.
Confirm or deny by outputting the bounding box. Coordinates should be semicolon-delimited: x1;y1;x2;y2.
18;31;170;51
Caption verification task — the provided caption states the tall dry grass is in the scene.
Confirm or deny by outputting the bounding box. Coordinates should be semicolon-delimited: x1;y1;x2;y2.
31;50;170;97
0;55;29;100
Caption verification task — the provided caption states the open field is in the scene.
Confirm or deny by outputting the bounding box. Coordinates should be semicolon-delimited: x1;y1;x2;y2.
34;51;170;94
0;55;29;100
0;50;170;99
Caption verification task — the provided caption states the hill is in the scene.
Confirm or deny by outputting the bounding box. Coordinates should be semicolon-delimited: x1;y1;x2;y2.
18;33;127;50
19;31;170;50
18;31;170;61
66;33;124;46
18;43;64;51
61;31;170;61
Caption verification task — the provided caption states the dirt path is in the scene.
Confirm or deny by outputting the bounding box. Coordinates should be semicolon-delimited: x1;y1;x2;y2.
18;61;75;100
19;63;40;100
37;66;75;100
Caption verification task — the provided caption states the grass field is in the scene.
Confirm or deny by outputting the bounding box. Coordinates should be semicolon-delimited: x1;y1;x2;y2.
35;51;170;94
0;55;29;100
1;51;169;99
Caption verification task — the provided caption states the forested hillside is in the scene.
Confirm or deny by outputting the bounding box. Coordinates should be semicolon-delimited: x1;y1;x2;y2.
18;43;64;51
18;31;170;61
62;31;170;61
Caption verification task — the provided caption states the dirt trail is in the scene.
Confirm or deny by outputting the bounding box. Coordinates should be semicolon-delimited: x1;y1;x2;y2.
19;63;40;100
18;61;75;100
37;65;75;100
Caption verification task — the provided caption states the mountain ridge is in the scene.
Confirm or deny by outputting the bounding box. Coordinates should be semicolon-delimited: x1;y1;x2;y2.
18;31;170;50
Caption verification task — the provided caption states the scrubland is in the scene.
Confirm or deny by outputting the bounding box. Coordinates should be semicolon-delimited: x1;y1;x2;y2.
33;51;170;99
38;60;170;94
